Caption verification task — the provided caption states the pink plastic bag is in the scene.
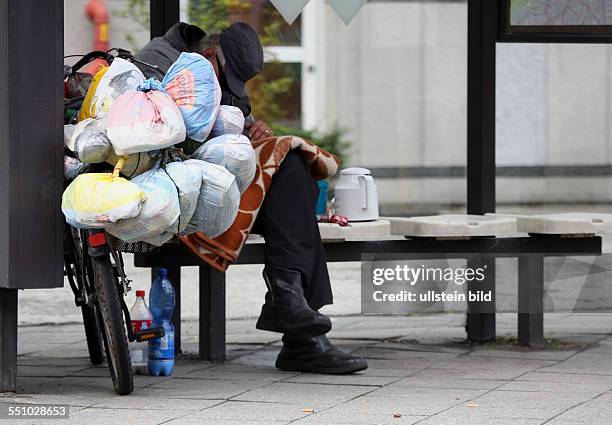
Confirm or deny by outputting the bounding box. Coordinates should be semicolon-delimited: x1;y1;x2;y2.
107;85;186;155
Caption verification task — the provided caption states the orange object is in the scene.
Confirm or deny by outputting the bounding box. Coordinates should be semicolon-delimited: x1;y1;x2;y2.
84;0;109;74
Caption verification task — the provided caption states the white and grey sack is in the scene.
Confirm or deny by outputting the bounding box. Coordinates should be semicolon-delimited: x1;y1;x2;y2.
182;159;240;238
191;134;256;194
210;105;245;137
74;119;112;163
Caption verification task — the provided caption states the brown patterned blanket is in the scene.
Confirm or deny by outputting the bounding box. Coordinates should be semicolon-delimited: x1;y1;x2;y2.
180;136;340;271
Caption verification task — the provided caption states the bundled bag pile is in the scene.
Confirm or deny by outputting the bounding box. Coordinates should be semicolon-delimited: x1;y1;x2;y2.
62;53;256;246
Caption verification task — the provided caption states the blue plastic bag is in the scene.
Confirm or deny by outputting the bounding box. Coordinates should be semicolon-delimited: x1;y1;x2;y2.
162;53;222;142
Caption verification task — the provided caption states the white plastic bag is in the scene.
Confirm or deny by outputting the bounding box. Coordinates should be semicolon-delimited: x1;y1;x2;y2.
107;80;186;155
191;134;256;193
64;155;89;180
165;161;202;234
182;159;240;238
64;124;77;151
88;58;145;118
74;119;112;163
210;105;245;138
106;166;181;246
64;119;93;152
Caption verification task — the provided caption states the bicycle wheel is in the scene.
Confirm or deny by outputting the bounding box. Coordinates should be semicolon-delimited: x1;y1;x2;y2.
91;255;134;395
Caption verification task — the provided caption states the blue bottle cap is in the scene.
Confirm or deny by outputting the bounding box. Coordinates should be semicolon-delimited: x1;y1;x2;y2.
158;268;168;278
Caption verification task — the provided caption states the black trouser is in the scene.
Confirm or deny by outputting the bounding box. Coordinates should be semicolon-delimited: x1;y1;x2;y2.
251;151;333;311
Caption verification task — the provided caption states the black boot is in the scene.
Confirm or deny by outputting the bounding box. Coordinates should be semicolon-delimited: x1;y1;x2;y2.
256;268;332;335
276;334;368;375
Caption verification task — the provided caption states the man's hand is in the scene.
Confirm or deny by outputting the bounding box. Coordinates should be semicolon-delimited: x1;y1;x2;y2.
249;120;274;142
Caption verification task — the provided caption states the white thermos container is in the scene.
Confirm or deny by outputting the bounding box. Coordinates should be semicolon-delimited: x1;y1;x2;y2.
333;167;379;222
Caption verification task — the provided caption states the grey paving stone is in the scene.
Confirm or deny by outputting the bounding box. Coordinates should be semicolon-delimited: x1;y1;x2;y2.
472;389;592;410
429;356;555;372
408;366;525;381
26;343;91;359
143;378;262;400
232;382;374;409
392;372;506;390
355;347;461;361
466;348;577;361
496;380;610;395
417;414;545;425
17;356;92;368
424;404;562;421
185;400;310;422
165;415;287;425
545;392;612;424
285;373;397;387
90;396;222;412
231;348;282;368
321;394;461;417
56;406;180;425
360;358;434;377
293;410;426;425
17;364;87;378
372;341;471;354
366;386;488;403
518;371;612;385
178;364;298;383
539;353;612;375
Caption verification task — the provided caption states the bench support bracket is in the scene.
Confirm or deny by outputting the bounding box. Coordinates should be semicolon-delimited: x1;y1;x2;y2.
466;256;496;342
518;255;544;347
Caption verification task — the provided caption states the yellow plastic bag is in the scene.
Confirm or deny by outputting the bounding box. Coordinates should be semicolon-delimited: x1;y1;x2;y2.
78;65;108;122
62;159;145;228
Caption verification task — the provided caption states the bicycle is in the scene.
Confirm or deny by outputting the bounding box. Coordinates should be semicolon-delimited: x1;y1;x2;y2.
63;49;163;395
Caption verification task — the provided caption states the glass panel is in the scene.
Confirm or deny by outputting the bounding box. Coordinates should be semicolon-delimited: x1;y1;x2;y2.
64;0;151;63
510;0;612;26
496;43;612;213
187;0;301;46
248;62;302;128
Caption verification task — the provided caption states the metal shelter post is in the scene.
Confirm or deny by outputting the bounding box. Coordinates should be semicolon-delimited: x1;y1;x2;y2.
150;0;181;39
0;0;64;392
466;0;499;342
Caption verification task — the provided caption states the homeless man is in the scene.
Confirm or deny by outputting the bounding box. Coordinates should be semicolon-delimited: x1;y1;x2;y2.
136;22;367;375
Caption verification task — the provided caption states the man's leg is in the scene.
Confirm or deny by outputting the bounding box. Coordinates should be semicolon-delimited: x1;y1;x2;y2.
252;151;366;374
252;151;333;309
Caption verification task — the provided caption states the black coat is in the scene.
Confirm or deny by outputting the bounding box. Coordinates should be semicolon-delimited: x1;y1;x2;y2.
135;22;205;81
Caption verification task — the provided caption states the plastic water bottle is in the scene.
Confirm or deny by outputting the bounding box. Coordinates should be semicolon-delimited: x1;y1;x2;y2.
148;268;175;376
129;290;153;375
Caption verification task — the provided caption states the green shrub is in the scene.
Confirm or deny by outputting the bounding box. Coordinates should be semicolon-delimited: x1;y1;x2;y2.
271;124;351;165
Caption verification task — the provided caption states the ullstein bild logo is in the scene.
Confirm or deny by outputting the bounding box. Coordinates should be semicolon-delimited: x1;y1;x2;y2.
270;0;368;25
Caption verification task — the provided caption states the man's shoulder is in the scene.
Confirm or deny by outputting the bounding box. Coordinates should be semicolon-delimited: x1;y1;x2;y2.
135;37;180;80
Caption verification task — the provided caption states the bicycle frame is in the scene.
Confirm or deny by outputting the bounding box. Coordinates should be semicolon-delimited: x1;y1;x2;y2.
64;225;137;343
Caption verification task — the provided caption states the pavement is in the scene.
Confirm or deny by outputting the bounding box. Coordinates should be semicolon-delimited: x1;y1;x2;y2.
6;313;612;424
10;218;612;423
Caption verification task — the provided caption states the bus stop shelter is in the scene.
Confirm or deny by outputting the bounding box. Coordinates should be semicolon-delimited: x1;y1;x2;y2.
0;0;608;392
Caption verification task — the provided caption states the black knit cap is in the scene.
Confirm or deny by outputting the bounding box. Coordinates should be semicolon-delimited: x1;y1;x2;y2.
219;23;264;97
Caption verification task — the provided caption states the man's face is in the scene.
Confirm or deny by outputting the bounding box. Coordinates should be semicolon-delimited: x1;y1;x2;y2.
201;48;221;80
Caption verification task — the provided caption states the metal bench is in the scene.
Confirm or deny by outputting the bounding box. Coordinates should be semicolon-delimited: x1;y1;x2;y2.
134;220;602;360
